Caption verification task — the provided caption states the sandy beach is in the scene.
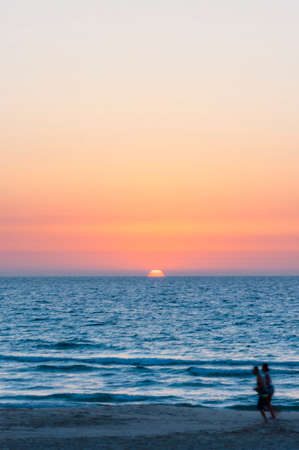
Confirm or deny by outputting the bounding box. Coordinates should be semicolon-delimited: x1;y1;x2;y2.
0;405;298;449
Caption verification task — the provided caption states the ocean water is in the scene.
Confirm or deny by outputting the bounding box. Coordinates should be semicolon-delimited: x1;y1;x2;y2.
0;276;298;409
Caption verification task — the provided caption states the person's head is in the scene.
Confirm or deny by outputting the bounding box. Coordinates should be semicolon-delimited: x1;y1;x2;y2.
262;363;269;373
253;366;259;375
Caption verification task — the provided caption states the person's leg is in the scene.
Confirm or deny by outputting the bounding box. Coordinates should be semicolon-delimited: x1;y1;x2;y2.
267;395;276;419
257;397;268;423
260;408;268;423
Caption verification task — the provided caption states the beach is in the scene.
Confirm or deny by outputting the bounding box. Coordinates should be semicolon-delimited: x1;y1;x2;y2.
0;405;298;449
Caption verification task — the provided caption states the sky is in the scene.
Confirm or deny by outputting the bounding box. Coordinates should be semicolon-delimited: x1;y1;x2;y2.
1;0;299;275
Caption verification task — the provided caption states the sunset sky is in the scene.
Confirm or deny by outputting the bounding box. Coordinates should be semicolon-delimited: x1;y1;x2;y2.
1;1;299;275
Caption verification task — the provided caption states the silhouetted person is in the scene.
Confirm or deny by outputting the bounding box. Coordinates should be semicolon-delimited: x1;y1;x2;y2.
262;363;276;419
253;366;268;423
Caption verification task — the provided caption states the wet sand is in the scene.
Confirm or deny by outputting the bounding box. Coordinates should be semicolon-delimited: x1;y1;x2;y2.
0;405;298;449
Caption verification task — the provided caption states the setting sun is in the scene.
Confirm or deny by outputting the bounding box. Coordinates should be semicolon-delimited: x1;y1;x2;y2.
148;269;165;278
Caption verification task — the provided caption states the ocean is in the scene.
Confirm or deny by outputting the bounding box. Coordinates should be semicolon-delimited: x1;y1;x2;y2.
0;276;298;409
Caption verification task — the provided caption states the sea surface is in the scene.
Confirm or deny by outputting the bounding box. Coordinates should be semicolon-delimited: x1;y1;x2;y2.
0;276;298;409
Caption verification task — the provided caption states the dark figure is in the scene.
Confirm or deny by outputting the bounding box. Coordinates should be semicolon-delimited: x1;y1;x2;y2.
262;363;276;419
253;366;268;423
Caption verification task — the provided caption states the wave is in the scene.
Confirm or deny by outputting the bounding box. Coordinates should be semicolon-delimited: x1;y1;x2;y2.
1;354;298;371
37;341;125;351
1;392;298;410
0;392;175;404
51;341;88;350
84;319;118;327
187;367;251;377
36;364;98;372
37;341;91;350
170;381;216;388
131;364;152;371
187;366;299;377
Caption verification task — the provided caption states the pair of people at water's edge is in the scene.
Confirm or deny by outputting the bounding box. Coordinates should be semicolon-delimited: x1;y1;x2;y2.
253;363;276;423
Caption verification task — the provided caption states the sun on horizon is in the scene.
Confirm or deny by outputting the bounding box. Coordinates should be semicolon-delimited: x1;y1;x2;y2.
147;269;165;278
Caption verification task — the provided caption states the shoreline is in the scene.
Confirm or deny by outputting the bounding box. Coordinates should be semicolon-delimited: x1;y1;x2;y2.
0;404;298;449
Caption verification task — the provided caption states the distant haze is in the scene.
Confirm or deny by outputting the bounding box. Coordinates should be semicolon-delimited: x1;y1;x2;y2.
1;1;299;275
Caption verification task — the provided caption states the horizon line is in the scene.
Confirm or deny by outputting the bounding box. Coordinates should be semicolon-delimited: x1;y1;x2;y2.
1;273;299;278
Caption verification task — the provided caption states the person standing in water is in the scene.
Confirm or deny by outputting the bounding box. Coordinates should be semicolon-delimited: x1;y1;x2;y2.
253;366;268;423
262;363;276;419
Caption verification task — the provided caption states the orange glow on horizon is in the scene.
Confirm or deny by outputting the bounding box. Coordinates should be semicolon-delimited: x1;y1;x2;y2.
148;269;165;278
